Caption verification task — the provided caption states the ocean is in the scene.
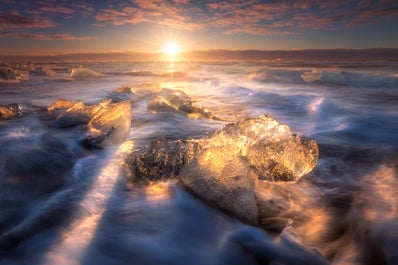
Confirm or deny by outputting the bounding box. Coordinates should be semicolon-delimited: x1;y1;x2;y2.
0;58;397;265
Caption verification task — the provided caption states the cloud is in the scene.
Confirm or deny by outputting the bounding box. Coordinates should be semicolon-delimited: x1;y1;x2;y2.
40;4;74;14
5;0;395;38
347;7;398;27
95;1;203;30
0;32;94;40
0;11;56;29
71;2;95;17
95;7;147;25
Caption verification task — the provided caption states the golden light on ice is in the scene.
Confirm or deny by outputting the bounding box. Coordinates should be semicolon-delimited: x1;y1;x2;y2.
164;42;180;56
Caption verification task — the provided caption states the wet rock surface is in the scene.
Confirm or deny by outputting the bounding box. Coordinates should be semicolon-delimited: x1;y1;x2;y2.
125;114;319;224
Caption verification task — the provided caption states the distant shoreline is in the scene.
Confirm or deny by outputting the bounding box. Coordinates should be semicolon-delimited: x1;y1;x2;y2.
1;48;398;63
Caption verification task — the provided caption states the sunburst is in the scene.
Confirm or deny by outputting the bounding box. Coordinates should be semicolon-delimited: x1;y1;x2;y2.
163;41;181;57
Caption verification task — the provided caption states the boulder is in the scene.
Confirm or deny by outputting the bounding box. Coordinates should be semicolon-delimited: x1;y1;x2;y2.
0;103;22;119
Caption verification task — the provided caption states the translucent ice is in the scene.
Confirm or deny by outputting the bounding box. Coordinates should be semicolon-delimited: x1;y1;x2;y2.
81;101;132;148
70;67;103;78
31;65;56;76
125;114;319;224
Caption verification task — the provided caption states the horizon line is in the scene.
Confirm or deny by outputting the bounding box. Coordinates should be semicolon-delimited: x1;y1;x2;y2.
1;47;398;57
1;48;398;63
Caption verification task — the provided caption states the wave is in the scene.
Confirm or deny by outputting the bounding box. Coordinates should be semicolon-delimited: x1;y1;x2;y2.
246;67;398;88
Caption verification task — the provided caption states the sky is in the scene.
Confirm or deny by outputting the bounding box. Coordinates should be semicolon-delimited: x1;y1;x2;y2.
0;0;398;55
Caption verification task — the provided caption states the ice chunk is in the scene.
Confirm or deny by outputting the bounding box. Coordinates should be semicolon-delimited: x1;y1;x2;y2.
116;83;162;97
47;99;75;112
127;138;200;183
0;66;29;82
50;101;93;128
301;68;343;83
181;149;259;224
81;101;131;148
127;114;318;182
148;88;192;112
31;65;56;76
46;99;131;148
125;114;318;224
70;67;103;78
0;103;22;119
48;99;111;128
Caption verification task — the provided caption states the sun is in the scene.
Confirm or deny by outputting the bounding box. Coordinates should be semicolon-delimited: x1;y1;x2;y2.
163;42;181;57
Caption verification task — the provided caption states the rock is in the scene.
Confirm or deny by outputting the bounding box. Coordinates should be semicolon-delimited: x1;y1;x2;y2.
70;67;103;78
0;103;22;119
125;114;318;224
81;101;132;148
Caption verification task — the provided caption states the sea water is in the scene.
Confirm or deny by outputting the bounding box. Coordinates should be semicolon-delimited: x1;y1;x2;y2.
0;60;397;265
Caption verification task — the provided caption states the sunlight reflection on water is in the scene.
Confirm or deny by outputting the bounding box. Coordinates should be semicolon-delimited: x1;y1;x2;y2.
43;141;134;265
